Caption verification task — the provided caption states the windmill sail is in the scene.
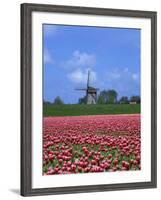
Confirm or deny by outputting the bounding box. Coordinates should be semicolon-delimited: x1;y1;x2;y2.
87;70;90;88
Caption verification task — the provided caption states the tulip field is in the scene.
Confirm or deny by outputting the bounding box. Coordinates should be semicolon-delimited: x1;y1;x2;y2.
43;114;141;175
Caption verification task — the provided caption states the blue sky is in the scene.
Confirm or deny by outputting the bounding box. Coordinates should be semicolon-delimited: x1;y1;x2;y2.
43;24;140;104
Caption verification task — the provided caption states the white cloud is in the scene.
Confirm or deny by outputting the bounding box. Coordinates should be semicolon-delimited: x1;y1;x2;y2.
132;73;138;80
44;25;58;37
106;68;121;80
44;49;54;64
67;68;97;85
109;72;121;79
61;50;97;85
124;67;129;72
61;50;96;70
99;67;140;97
103;67;140;92
106;67;139;82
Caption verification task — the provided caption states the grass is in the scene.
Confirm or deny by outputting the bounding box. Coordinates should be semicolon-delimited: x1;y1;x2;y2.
43;104;140;117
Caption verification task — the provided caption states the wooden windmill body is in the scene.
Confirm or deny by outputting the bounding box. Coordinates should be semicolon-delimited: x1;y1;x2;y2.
76;71;99;104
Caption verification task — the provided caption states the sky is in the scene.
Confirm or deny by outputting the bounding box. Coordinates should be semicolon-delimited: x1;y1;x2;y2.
43;24;140;104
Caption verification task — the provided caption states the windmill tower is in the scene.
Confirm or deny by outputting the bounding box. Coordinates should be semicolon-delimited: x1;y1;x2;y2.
76;71;99;104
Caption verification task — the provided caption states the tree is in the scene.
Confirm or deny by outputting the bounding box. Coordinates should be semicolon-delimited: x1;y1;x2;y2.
43;99;52;105
53;96;64;105
130;95;141;104
97;90;109;104
97;89;118;104
107;90;118;104
97;95;105;104
119;96;129;104
78;96;87;104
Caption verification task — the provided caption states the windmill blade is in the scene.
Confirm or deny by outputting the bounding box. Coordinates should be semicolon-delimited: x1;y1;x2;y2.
87;70;90;88
75;88;87;91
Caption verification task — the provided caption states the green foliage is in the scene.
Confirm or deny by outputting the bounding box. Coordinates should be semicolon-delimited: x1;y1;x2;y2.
130;95;141;104
97;89;118;104
53;96;64;105
107;90;118;104
78;96;87;104
43;100;52;105
119;96;129;104
97;90;108;104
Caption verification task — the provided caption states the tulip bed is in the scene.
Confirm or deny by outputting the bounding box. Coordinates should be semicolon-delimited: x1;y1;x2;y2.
43;114;141;175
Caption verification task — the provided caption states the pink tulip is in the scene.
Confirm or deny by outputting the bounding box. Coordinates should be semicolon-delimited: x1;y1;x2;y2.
43;114;141;175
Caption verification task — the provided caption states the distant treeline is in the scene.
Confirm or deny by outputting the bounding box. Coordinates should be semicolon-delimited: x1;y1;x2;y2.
43;89;140;105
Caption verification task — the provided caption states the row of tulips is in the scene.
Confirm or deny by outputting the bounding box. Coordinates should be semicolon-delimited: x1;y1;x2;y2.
43;114;141;175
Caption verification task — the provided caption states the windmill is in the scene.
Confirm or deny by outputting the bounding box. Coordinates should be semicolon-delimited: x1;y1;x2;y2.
75;71;99;104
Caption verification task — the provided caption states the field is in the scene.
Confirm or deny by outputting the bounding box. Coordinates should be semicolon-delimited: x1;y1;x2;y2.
43;104;140;116
43;114;141;175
